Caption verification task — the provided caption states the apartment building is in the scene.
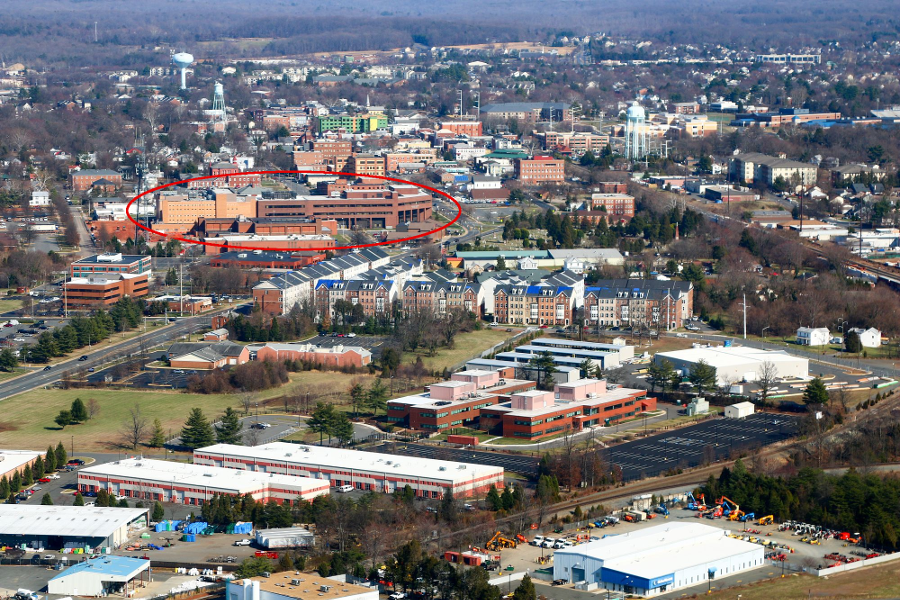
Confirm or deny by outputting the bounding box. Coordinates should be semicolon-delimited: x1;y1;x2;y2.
515;156;565;183
252;248;391;315
314;279;396;322
493;284;576;327
400;280;481;316
480;102;572;123
437;120;483;137
311;140;352;171
729;152;818;188
583;279;694;329
754;53;821;65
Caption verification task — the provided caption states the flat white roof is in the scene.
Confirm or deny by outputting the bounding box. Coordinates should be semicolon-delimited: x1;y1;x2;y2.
196;442;503;485
656;346;807;368
80;458;328;494
556;522;762;580
0;449;41;475
0;505;147;538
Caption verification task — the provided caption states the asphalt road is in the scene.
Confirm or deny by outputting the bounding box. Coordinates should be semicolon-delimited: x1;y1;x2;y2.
0;304;248;401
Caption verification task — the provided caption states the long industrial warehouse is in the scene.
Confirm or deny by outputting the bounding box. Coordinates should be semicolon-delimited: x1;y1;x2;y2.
0;505;148;550
78;457;331;505
194;442;504;498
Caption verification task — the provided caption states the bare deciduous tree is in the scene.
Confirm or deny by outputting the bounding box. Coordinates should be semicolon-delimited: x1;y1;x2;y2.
87;398;100;419
120;404;148;450
756;360;778;406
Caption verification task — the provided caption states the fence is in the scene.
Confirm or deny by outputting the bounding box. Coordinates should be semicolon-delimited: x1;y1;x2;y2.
812;551;900;576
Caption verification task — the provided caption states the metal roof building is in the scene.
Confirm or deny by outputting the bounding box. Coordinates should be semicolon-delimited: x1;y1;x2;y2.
194;442;504;499
0;505;148;550
78;457;331;505
0;449;41;480
229;573;378;600
48;555;152;597
654;345;808;385
553;522;764;597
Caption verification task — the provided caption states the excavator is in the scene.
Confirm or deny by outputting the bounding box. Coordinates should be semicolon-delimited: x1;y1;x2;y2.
758;515;775;526
485;531;518;551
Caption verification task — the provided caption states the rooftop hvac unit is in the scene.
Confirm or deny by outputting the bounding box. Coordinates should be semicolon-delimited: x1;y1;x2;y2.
203;473;214;477
291;579;301;586
438;466;446;471
319;586;331;592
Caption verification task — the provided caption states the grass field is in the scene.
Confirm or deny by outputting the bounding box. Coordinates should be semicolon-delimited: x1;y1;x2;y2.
408;328;517;372
0;387;250;452
0;297;23;313
707;562;900;599
0;368;28;383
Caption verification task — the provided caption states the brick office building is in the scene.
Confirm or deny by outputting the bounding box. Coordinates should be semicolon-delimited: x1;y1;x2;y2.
70;169;123;192
70;253;151;278
311;140;352;171
64;273;149;308
255;342;372;368
589;193;635;220
515;156;565;183
386;369;536;431
478;379;655;440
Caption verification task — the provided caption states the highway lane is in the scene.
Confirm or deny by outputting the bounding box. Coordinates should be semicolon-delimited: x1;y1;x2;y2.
0;304;249;401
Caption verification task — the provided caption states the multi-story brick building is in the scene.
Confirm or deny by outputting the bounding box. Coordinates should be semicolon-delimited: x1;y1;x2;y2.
257;183;431;229
493;284;575;327
435;119;482;137
515;156;565;183
70;253;151;278
537;131;610;154
345;153;386;177
311;140;352;171
157;189;257;224
478;379;655;440
386;370;536;431
314;279;396;323
728;152;819;188
181;163;263;190
70;169;123;192
64;273;149;307
583;279;694;329
480;102;572;124
589;193;635;220
594;181;628;194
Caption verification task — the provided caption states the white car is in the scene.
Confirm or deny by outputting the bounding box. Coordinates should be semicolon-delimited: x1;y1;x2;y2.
47;474;60;480
541;538;555;548
115;495;127;501
84;502;96;507
388;593;407;600
233;539;252;547
531;535;544;546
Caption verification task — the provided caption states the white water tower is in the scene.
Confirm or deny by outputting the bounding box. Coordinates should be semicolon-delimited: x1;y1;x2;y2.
624;101;649;161
172;52;194;90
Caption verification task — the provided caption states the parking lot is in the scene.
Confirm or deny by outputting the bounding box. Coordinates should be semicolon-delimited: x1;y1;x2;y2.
604;413;801;481
374;413;800;480
307;333;388;356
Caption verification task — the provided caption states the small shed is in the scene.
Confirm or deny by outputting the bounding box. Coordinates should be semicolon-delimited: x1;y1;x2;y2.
686;397;709;416
724;401;755;419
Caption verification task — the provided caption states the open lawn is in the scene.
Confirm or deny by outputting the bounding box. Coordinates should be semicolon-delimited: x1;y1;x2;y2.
707;562;900;599
0;387;250;452
0;297;23;313
0;368;28;383
408;328;517;372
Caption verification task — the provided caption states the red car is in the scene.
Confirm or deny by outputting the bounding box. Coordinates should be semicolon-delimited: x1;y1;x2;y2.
38;477;51;483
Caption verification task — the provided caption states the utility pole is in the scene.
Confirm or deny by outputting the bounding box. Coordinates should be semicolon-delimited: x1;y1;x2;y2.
179;260;184;314
458;89;464;117
739;293;747;339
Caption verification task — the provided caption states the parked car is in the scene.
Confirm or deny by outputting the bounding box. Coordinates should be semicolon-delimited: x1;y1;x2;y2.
67;459;85;465
552;579;567;586
115;495;127;501
84;502;95;507
47;474;60;480
531;536;544;546
233;539;252;547
38;478;51;483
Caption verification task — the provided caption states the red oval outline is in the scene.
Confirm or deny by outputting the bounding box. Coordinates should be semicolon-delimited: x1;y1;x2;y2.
125;170;462;252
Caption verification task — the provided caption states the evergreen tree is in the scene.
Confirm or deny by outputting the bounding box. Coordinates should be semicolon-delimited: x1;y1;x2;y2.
307;403;336;445
45;445;57;472
71;398;88;422
96;489;110;507
54;410;73;429
0;475;9;500
40;493;53;505
366;379;388;416
349;384;366;418
845;331;863;354
22;465;32;486
803;377;830;405
439;487;458;523
331;412;354;447
148;418;166;448
500;486;514;511
215;407;244;444
11;471;21;492
73;492;85;506
647;359;676;393
486;485;502;511
688;359;717;395
152;501;165;521
495;256;507;271
33;456;44;478
55;441;67;467
0;347;19;371
180;408;215;449
512;574;537;600
118;498;129;508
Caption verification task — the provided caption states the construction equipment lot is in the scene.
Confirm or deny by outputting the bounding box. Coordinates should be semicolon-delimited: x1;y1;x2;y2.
489;509;880;599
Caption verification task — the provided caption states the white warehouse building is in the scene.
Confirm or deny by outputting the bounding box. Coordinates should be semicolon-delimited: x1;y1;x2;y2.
78;457;331;505
0;505;147;550
553;522;765;597
194;442;504;499
654;346;808;385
